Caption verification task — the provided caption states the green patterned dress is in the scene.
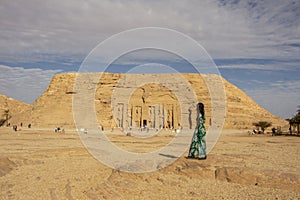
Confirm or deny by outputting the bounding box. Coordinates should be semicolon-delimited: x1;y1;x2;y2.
188;113;206;159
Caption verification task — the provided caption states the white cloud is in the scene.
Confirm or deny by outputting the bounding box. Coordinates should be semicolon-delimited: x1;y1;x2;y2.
245;80;300;119
217;61;300;71
0;65;62;104
0;0;299;63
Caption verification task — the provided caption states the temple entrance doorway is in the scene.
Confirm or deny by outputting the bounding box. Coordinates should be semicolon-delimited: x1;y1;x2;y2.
143;120;147;127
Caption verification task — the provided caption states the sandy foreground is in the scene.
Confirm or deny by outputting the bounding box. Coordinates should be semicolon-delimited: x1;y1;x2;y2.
0;127;299;200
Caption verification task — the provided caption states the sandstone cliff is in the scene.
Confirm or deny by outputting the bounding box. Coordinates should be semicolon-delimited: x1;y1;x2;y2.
0;94;31;126
7;72;288;130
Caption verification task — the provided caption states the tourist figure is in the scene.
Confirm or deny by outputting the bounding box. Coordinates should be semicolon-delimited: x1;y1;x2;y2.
187;102;207;160
13;125;17;131
271;127;276;136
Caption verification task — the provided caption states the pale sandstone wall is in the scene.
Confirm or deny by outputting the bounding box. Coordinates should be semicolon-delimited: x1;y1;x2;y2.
0;94;31;127
6;72;288;130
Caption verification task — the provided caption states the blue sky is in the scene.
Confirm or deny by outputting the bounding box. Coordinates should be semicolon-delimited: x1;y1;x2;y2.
0;0;299;119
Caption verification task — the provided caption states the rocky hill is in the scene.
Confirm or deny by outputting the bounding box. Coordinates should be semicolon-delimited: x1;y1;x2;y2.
0;94;31;127
6;72;288;130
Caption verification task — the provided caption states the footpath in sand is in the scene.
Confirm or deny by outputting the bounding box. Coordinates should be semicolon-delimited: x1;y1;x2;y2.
0;127;299;199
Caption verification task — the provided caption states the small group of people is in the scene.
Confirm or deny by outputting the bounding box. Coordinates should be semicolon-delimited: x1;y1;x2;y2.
249;129;263;135
54;127;61;132
10;122;31;131
54;127;65;133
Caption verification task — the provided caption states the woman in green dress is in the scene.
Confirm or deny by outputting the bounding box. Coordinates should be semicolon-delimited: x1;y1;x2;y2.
187;102;207;160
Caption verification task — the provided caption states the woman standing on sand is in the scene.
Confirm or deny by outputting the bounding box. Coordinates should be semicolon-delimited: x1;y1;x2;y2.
187;102;207;160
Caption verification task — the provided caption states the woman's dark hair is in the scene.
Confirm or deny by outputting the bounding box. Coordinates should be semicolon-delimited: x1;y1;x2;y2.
197;102;205;119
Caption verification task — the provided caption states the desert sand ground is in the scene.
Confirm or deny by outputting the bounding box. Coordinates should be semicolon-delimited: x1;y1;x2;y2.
0;127;299;200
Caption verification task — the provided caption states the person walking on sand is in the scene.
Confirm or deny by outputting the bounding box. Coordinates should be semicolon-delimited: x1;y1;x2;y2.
187;102;207;160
